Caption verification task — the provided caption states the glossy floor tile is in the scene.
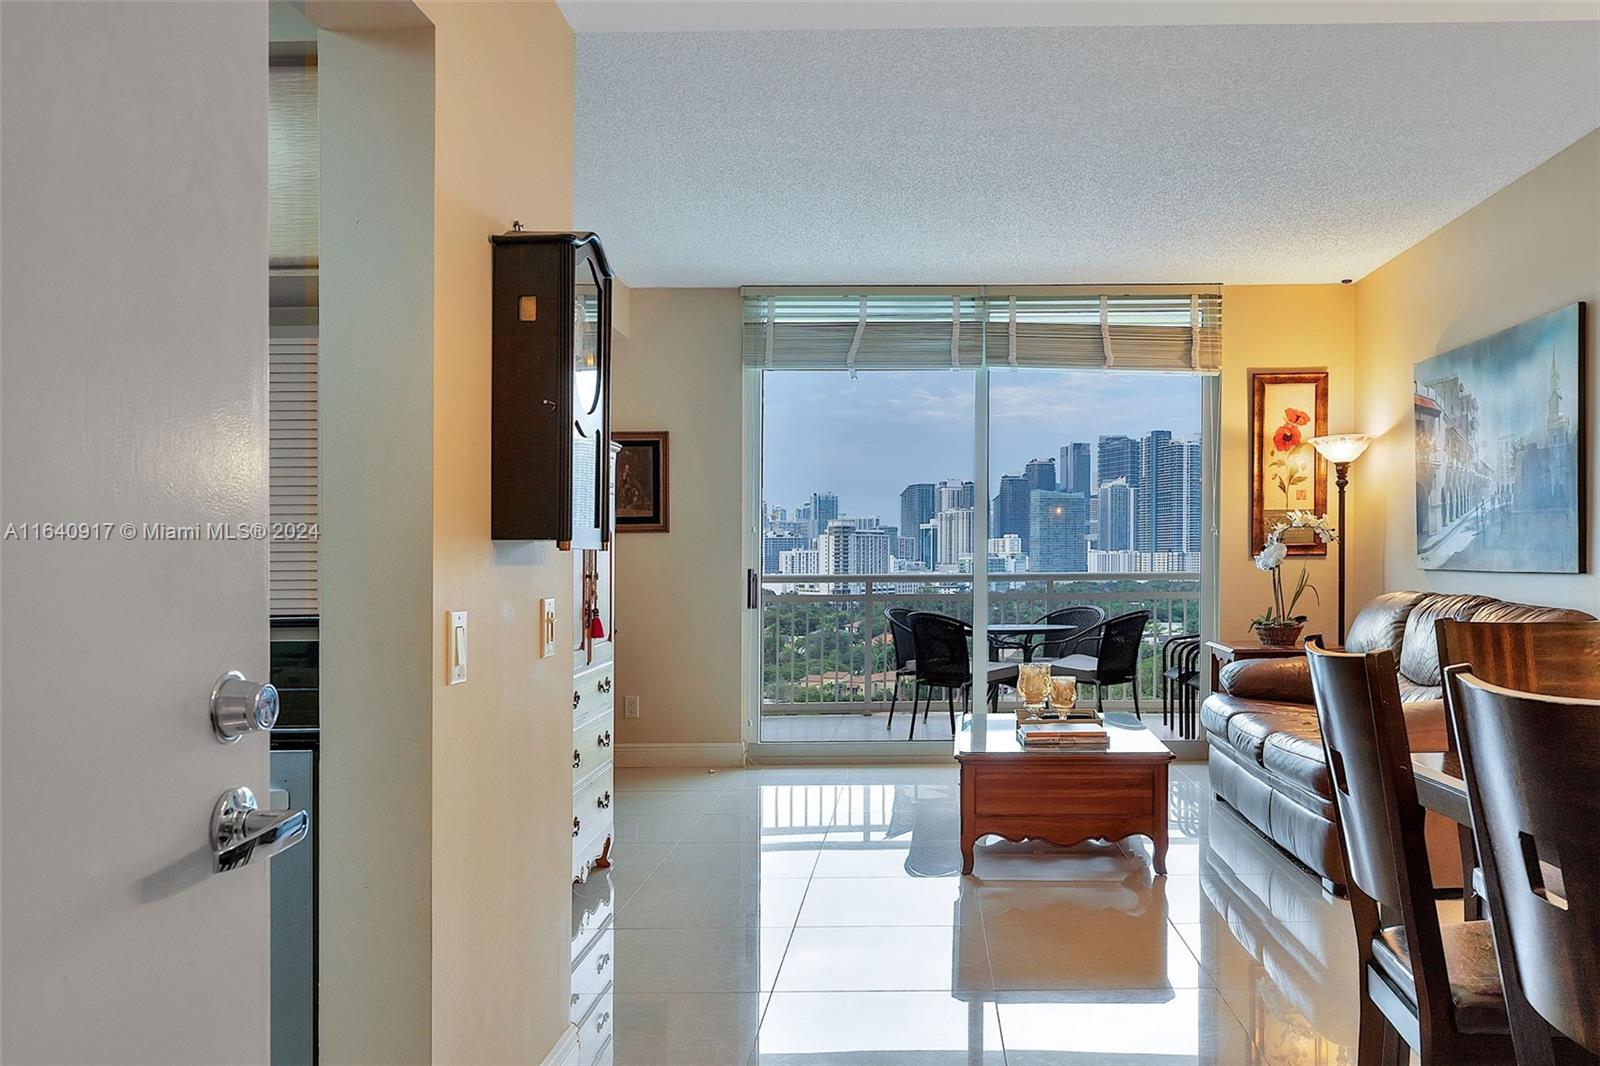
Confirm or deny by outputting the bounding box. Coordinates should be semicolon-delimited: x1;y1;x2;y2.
572;752;1385;1065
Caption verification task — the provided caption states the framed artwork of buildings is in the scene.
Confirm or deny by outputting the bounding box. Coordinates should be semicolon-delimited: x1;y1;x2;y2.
1414;303;1583;573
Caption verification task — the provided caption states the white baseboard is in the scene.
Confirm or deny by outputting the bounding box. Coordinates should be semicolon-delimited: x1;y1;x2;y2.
541;1022;581;1066
615;742;746;767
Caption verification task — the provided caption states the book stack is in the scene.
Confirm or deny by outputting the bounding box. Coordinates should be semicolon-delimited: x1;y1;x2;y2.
1016;721;1111;749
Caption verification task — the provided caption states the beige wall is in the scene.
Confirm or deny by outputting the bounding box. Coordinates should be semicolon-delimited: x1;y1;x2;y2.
421;2;577;1063
1218;286;1357;641
1353;130;1600;614
612;289;747;750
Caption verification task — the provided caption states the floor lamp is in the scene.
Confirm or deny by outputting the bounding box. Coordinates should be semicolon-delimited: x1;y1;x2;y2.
1309;433;1371;645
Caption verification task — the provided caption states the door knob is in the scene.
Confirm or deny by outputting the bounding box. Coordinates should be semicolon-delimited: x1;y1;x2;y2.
211;786;308;873
211;671;279;743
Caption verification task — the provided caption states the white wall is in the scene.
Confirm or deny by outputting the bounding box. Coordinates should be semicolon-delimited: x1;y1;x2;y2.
1353;131;1600;614
612;289;747;753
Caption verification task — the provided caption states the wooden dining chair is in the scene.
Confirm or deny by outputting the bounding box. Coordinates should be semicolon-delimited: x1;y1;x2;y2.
1445;668;1600;1066
1305;637;1514;1066
1435;619;1600;919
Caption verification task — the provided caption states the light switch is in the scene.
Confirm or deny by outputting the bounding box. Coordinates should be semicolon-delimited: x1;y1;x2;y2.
448;611;468;685
540;597;557;659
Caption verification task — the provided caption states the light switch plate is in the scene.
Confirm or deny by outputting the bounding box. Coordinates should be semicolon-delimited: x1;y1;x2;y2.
624;695;640;719
539;597;556;659
448;611;468;685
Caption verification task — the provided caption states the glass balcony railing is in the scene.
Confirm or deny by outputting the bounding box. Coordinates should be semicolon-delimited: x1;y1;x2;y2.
760;571;1201;714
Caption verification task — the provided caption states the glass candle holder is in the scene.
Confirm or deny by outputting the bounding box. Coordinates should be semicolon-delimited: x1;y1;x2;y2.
1016;663;1050;709
1050;675;1078;710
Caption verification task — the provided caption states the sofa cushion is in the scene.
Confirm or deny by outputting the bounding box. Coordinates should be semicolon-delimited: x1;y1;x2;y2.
1225;706;1319;766
1345;590;1428;657
1200;692;1261;742
1397;593;1502;686
1219;656;1313;702
1262;725;1330;801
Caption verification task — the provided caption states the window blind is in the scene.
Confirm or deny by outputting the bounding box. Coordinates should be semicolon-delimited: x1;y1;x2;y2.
742;286;1221;372
269;330;318;618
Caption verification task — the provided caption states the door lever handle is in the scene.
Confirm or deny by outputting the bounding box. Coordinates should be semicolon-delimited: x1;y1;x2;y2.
211;786;309;873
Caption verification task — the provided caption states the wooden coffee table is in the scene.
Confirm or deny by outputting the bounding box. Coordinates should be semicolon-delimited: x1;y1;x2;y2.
955;712;1176;875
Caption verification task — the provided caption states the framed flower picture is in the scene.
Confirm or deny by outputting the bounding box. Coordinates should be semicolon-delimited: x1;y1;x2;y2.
1250;371;1328;556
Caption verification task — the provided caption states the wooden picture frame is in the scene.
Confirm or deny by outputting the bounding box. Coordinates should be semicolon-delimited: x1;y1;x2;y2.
1250;371;1328;556
614;431;669;533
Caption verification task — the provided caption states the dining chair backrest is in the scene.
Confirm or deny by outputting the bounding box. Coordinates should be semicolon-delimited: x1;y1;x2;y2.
1305;638;1455;1030
907;612;971;686
1036;605;1106;660
1445;669;1600;1059
1435;619;1600;731
1094;610;1150;681
884;607;916;670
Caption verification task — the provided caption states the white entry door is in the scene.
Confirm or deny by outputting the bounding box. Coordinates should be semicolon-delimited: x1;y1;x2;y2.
1;3;276;1062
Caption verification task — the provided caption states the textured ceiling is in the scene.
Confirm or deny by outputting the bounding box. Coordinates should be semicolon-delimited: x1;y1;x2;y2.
573;20;1600;286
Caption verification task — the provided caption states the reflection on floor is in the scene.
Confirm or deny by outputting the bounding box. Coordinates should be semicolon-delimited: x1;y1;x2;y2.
761;710;1198;744
571;757;1378;1065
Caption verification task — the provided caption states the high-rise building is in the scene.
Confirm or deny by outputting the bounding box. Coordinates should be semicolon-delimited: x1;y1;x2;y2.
1097;435;1140;489
817;519;890;586
936;507;974;569
1023;458;1057;491
1136;430;1172;550
1028;491;1089;572
899;483;936;563
763;531;808;573
809;492;840;539
1060;442;1093;495
991;474;1032;551
937;479;975;511
850;515;881;530
1154;437;1203;552
918;520;938;568
1097;479;1135;551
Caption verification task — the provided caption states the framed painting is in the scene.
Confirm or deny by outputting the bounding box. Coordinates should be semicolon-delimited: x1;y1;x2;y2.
1414;303;1583;573
614;431;669;533
1250;371;1328;556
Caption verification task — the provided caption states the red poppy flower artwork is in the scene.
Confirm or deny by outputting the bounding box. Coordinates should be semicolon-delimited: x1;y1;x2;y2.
1273;424;1303;452
1284;408;1310;426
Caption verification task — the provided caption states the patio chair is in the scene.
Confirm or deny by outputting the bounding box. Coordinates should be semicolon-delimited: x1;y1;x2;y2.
1161;633;1202;735
1048;610;1152;717
906;612;974;739
883;606;917;732
1034;604;1107;660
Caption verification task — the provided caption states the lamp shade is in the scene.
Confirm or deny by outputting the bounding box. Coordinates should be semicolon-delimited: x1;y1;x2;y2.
1310;433;1372;464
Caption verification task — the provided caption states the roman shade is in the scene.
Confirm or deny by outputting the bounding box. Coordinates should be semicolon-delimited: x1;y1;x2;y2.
743;286;1221;372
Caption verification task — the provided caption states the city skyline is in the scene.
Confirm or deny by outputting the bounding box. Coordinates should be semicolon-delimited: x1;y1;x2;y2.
762;369;1200;526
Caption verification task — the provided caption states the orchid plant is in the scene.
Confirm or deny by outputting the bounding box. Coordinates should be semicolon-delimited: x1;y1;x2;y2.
1253;511;1338;626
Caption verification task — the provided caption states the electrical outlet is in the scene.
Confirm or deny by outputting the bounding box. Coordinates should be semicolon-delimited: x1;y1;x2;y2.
624;695;640;719
539;597;556;659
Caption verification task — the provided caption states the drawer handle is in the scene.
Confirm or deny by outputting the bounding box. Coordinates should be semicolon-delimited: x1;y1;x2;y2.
573;749;582;769
597;677;612;694
596;791;611;810
595;1011;610;1033
572;690;581;711
597;951;611;973
572;817;581;838
597;731;612;748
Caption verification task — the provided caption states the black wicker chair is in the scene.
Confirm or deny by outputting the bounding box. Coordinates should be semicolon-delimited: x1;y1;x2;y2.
883;606;918;732
906;612;974;739
1035;605;1108;660
1049;610;1152;717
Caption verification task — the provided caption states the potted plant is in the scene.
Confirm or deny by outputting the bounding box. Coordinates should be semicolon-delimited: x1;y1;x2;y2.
1252;511;1337;646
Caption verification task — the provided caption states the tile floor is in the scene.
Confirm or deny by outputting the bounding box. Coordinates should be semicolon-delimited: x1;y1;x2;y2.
760;710;1200;745
572;753;1382;1065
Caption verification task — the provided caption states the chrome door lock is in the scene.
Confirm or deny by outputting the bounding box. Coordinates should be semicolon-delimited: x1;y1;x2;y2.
211;671;279;743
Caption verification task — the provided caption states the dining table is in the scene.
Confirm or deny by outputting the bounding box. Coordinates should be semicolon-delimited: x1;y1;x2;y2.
1411;751;1481;918
986;622;1077;663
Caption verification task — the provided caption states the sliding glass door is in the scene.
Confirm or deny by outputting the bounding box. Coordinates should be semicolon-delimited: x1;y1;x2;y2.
744;289;1220;753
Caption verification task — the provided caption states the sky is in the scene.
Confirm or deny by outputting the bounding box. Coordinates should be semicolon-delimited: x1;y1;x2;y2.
762;369;1201;526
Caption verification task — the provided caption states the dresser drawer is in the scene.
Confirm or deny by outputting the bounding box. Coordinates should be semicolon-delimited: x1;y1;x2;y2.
571;929;614;1003
573;662;615;727
574;990;613;1066
571;713;615;786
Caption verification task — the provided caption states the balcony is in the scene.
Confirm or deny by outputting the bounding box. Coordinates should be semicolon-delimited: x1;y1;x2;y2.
760;571;1201;742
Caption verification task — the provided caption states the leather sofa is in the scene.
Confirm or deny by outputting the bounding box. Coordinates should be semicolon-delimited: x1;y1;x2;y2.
1202;590;1592;889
